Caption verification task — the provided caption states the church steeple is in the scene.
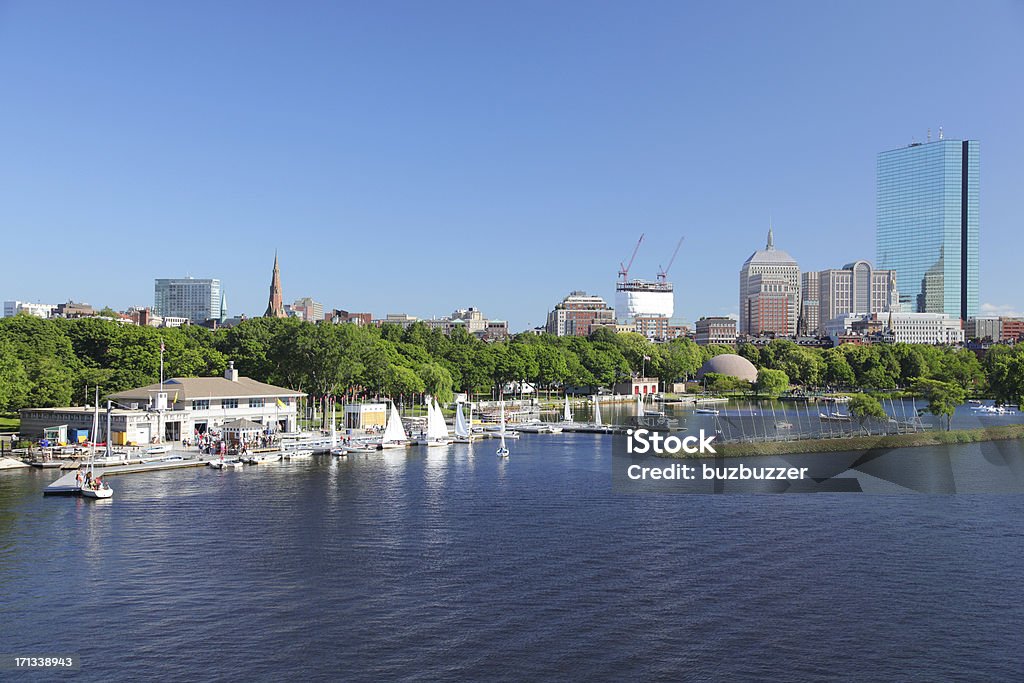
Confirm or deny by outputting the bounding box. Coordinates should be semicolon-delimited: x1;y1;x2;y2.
264;251;286;318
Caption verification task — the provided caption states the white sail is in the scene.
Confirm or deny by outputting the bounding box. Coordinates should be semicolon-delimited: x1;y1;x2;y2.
499;400;506;434
635;394;644;418
426;398;449;440
382;401;407;444
563;396;572;423
593;396;603;426
454;402;469;438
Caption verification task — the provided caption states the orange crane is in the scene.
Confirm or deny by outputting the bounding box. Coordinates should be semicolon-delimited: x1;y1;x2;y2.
657;237;685;282
618;234;644;282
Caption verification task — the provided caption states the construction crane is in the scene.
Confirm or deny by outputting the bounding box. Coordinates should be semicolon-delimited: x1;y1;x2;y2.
657;237;685;282
618;233;644;282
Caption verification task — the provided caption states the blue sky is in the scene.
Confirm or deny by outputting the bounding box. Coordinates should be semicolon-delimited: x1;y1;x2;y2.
1;1;1022;330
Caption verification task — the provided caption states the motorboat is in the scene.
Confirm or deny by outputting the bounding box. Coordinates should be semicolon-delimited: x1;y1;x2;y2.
283;449;314;460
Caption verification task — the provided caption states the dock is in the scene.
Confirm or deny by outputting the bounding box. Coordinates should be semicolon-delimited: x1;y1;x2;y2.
43;456;209;495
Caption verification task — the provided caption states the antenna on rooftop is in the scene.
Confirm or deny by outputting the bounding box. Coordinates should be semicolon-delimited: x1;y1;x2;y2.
938;126;944;140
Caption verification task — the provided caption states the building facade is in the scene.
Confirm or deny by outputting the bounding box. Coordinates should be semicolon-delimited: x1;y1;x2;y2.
3;300;57;318
695;316;737;346
546;291;616;337
154;278;223;323
876;136;979;321
290;297;324;323
799;273;820;336
815;261;899;334
739;229;800;336
825;312;963;345
20;362;303;443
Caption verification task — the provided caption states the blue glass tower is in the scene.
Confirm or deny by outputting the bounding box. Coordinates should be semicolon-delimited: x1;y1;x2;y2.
876;138;979;321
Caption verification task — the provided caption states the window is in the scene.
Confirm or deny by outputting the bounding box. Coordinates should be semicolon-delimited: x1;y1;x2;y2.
192;400;210;411
249;398;265;408
222;399;238;409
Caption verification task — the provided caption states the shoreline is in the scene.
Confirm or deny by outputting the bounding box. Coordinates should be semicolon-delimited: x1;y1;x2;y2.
660;424;1024;458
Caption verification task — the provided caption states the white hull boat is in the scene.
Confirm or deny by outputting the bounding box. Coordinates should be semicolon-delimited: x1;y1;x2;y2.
80;483;113;499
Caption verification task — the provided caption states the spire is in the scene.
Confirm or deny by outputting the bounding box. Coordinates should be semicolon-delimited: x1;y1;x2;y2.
264;251;286;318
766;224;775;250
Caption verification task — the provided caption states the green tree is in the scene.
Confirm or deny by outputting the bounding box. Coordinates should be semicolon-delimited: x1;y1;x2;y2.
418;362;454;404
848;393;888;434
912;377;966;431
754;368;789;396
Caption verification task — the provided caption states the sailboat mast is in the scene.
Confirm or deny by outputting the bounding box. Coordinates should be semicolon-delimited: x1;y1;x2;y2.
91;386;100;476
106;400;112;459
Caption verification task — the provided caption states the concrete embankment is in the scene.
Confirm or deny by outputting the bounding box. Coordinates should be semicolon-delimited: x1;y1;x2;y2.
665;425;1024;459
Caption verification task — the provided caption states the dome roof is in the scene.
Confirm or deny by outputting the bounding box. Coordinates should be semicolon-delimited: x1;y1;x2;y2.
743;227;798;266
697;354;759;383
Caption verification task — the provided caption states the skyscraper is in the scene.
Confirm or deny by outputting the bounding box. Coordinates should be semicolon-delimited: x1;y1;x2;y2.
739;228;800;336
154;277;223;323
265;252;286;318
876;136;979;321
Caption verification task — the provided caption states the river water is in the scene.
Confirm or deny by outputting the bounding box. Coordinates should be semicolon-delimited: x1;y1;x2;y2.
2;404;1023;681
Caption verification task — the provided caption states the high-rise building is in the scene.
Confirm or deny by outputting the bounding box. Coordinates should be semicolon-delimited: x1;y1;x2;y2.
739;228;800;336
265;253;286;318
546;291;615;337
876;136;979;321
813;261;899;334
799;273;820;336
154;278;223;323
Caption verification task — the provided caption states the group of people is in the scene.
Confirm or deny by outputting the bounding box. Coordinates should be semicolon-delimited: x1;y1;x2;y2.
75;468;106;491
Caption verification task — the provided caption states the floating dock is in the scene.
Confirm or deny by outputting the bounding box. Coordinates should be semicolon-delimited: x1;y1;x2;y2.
43;456;208;495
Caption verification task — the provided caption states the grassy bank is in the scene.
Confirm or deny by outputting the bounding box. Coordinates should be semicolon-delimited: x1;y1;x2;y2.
668;424;1024;458
0;414;19;431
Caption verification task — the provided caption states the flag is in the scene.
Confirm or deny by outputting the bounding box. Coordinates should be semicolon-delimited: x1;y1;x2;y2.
160;340;165;352
172;391;178;403
276;398;286;409
643;355;651;361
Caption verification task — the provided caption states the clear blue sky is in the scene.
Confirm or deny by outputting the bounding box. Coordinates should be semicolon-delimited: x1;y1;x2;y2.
1;1;1022;330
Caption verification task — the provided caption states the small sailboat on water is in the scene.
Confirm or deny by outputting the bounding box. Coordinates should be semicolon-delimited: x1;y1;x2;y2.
454;401;475;443
421;397;453;447
80;389;113;499
379;401;408;449
496;401;510;458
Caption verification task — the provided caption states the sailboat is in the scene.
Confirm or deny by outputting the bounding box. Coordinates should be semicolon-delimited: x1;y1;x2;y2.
80;388;113;499
592;395;607;431
563;395;573;424
496;401;510;458
379;400;408;449
454;401;475;443
421;397;452;447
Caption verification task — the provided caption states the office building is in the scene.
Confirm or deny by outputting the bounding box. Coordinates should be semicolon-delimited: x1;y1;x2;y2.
876;135;979;321
815;261;899;334
739;229;800;336
154;278;223;324
290;297;324;323
546;291;615;337
3;300;57;318
695;317;737;346
799;273;820;336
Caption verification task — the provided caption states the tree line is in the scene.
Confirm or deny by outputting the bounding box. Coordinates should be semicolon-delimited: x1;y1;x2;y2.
0;314;1021;412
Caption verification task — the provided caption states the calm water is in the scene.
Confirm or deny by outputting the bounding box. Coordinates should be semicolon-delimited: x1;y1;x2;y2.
2;431;1024;681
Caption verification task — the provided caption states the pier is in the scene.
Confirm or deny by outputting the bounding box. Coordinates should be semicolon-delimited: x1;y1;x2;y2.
43;456;209;495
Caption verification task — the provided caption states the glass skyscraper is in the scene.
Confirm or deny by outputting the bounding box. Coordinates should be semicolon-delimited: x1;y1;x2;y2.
876;138;979;321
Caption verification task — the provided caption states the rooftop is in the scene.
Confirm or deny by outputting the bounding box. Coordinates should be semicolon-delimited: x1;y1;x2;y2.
109;376;304;402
